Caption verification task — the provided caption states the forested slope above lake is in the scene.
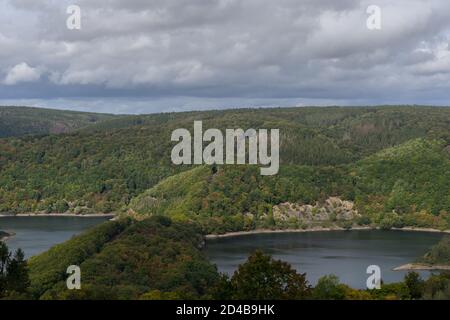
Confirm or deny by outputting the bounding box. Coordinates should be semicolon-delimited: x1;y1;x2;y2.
0;106;449;233
27;216;218;300
129;138;450;233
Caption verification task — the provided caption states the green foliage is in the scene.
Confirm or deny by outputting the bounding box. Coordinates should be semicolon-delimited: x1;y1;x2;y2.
312;275;347;300
421;272;450;300
404;272;424;299
228;250;311;300
355;139;450;218
130;136;450;233
54;200;69;213
130;164;355;233
29;217;219;300
5;249;30;294
139;290;181;300
28;218;132;298
368;282;411;300
417;236;450;265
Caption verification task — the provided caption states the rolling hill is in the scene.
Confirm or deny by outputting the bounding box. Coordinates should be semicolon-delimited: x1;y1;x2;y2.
27;216;218;299
0;106;118;138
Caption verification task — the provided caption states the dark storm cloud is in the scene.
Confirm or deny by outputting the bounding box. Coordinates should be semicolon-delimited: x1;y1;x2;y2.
0;0;450;113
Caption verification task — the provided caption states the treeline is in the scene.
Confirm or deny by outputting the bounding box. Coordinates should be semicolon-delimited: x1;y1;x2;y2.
0;106;117;138
0;106;449;215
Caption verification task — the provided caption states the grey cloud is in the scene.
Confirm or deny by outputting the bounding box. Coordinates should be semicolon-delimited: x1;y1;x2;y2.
0;0;450;113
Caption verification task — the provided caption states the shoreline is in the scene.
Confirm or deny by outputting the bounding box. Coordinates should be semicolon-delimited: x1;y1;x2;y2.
391;227;450;234
393;263;450;271
205;226;450;239
0;213;116;218
0;231;16;242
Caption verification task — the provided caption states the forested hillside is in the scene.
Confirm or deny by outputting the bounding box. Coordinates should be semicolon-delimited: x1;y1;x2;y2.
0;106;117;138
28;216;219;299
129;138;450;233
0;106;449;232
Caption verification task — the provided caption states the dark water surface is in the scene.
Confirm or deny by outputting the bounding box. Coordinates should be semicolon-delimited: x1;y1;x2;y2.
204;230;444;288
0;216;110;258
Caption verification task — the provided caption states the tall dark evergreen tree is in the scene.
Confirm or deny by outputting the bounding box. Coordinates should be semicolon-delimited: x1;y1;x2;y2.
0;243;30;298
6;248;31;294
0;242;11;296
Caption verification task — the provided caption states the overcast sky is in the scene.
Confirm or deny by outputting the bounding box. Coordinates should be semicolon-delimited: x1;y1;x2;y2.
0;0;450;114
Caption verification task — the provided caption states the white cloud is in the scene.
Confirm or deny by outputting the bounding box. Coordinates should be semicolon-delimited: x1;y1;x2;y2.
3;62;41;85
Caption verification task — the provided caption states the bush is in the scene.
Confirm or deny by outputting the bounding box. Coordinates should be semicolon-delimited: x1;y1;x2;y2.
312;275;346;300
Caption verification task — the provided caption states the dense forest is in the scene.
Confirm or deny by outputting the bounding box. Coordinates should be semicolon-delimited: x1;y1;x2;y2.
130;138;450;233
0;106;449;233
27;217;218;299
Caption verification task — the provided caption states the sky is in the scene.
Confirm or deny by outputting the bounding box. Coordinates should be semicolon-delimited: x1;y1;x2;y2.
0;0;450;114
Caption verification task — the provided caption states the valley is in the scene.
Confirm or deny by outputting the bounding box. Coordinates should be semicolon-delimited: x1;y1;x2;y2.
1;105;449;300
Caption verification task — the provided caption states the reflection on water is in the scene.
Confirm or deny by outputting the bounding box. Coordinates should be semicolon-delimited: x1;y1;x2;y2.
0;216;110;258
204;230;443;289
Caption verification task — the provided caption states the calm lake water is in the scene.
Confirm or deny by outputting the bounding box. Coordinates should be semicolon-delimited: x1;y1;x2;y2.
204;230;444;289
0;216;110;258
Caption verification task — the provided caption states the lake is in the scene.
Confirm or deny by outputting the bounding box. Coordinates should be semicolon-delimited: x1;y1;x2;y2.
204;230;444;289
1;218;445;289
0;216;111;258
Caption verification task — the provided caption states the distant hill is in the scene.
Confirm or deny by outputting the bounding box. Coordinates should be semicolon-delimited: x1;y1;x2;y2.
0;106;118;138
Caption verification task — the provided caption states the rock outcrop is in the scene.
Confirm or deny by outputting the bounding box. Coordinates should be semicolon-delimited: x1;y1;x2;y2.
272;197;359;223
